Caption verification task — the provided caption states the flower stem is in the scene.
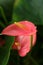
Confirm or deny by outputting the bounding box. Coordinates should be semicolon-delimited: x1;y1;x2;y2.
29;54;39;65
29;36;39;65
0;34;2;35
0;6;8;25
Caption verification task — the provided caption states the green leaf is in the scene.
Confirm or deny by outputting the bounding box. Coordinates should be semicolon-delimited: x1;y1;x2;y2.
0;36;14;65
0;0;15;24
12;0;43;25
8;50;20;65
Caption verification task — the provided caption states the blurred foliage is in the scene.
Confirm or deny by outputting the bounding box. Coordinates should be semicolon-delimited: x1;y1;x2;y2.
12;0;43;25
0;36;14;65
0;0;15;25
0;0;14;65
0;0;43;65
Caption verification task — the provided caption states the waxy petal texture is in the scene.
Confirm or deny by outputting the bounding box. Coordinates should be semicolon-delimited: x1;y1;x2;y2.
1;21;37;36
1;24;27;36
1;21;37;57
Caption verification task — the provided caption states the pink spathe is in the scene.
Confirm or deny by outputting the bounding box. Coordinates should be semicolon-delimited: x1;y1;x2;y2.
1;21;37;57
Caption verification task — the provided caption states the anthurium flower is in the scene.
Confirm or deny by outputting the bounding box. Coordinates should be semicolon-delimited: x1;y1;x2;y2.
1;21;37;57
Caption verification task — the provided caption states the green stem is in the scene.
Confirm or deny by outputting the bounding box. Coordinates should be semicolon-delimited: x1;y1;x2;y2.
0;34;2;35
29;36;39;65
29;54;39;65
0;6;8;25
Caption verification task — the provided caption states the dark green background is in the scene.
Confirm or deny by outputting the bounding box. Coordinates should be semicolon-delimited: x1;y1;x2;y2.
0;0;43;65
